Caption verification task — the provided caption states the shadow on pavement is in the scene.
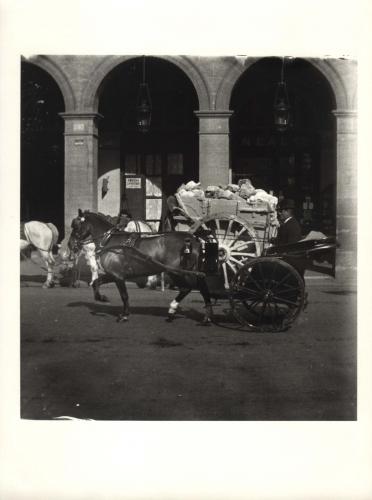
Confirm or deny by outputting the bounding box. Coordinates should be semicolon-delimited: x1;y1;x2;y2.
66;300;206;323
21;275;46;283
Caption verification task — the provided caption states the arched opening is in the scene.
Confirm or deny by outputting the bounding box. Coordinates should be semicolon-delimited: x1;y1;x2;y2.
21;61;65;238
230;57;337;234
97;56;199;228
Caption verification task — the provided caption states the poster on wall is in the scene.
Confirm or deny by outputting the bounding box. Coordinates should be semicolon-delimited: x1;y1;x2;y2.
126;177;142;189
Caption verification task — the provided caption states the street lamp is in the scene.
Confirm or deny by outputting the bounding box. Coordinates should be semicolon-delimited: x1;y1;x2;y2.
136;56;152;133
274;57;291;132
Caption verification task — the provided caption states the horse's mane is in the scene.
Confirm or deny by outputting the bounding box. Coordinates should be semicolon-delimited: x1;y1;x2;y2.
84;211;115;227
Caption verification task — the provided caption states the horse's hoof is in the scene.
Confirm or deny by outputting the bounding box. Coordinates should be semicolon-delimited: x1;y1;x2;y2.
167;315;175;322
117;315;128;323
95;295;109;303
43;282;54;289
201;318;212;326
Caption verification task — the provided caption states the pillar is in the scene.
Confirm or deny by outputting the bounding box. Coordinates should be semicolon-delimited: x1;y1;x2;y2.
332;110;357;271
60;112;102;238
195;110;232;186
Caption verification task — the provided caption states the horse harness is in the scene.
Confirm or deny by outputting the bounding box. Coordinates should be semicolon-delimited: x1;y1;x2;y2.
75;217;213;275
97;230;141;254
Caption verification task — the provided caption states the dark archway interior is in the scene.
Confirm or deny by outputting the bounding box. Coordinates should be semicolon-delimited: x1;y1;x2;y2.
230;57;337;233
21;62;65;238
98;57;199;221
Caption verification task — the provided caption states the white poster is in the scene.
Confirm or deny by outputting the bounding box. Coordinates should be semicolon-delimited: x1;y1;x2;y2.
126;177;142;189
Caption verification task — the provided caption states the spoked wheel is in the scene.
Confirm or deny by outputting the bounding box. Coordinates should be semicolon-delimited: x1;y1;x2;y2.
231;257;305;332
191;215;261;290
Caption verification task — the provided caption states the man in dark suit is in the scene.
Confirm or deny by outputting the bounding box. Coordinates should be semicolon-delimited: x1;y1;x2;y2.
274;199;302;246
271;199;308;308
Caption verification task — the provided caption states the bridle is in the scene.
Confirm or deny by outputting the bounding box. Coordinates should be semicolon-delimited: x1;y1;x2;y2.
68;218;115;257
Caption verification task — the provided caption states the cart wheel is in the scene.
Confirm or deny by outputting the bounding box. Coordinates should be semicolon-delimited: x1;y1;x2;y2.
191;214;260;289
231;257;305;332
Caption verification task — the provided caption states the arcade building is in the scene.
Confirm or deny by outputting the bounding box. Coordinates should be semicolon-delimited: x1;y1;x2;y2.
21;55;357;270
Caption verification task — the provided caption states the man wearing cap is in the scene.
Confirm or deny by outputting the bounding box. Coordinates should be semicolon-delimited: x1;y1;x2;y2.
273;199;302;246
116;209;132;231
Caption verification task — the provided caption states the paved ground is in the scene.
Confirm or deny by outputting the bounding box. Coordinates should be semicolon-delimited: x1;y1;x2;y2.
20;256;357;421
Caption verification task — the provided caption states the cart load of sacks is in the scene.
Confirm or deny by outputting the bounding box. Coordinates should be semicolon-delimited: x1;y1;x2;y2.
177;179;278;212
176;178;279;227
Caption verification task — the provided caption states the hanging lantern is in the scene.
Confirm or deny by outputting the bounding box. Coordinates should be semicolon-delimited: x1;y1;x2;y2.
274;57;291;132
136;56;152;133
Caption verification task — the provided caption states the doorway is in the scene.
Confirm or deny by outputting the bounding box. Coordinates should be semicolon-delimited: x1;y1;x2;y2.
21;61;65;238
230;57;336;234
98;56;199;227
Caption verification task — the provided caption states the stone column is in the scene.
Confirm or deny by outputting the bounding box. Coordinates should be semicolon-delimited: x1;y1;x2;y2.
60;112;102;239
332;110;357;271
195;110;233;186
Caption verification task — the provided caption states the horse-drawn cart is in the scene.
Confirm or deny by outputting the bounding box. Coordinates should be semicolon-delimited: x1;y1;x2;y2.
68;209;338;333
165;192;338;332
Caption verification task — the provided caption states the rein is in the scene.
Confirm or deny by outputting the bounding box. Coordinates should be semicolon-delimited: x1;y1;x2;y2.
74;228;113;247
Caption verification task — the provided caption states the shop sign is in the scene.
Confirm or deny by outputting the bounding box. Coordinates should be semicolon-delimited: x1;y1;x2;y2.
126;177;142;189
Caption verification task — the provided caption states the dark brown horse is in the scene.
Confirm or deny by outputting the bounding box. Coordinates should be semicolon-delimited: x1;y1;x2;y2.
68;210;213;324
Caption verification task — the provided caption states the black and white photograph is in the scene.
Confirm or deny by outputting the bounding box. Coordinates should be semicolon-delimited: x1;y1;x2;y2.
19;53;357;422
1;1;371;499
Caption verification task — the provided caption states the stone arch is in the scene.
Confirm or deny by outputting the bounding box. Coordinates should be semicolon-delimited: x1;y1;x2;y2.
215;56;349;112
309;59;349;110
81;55;210;111
214;57;259;110
23;55;76;111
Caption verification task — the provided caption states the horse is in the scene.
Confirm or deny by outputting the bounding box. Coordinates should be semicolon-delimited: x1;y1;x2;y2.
68;210;155;287
20;221;59;288
68;210;213;324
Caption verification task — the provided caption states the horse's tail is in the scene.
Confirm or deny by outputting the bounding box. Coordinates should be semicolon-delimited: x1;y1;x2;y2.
45;223;59;261
46;223;59;246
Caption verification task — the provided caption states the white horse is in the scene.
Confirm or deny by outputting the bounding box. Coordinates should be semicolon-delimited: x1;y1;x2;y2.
20;221;59;288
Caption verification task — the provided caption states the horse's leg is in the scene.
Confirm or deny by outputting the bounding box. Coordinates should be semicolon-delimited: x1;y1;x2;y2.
167;288;191;321
92;273;112;302
197;277;213;326
84;243;99;286
115;280;130;322
40;250;55;288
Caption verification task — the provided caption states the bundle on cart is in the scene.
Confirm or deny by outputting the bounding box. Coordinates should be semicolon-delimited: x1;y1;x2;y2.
166;178;280;258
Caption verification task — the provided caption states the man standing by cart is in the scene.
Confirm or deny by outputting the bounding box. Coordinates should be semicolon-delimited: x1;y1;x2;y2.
273;199;302;246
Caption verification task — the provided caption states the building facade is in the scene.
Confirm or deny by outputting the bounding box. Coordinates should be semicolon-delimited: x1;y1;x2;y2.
21;55;357;270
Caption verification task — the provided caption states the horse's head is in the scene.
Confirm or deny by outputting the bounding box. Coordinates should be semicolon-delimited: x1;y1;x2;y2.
67;210;92;256
67;209;114;257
